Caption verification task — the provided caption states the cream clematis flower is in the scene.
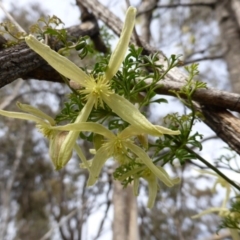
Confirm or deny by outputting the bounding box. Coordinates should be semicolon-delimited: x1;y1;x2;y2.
50;122;179;191
0;102;69;169
0;102;90;170
25;6;180;139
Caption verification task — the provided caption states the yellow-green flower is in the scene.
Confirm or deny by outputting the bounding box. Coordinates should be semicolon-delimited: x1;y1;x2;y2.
0;102;91;170
50;122;179;191
0;102;69;169
25;7;180;137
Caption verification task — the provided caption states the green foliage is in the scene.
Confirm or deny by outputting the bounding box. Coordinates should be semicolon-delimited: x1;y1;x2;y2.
0;21;26;46
0;15;94;58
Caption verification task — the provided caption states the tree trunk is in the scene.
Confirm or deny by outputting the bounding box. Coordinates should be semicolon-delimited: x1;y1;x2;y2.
112;180;139;240
216;0;240;93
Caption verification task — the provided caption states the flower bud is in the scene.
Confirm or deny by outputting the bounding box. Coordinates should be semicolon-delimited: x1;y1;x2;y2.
49;131;72;170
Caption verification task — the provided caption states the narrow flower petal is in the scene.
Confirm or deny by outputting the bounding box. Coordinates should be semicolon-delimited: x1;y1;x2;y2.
144;174;158;208
126;141;174;187
51;122;115;139
25;35;90;86
87;146;112;186
191;207;229;219
105;6;136;81
0;109;48;126
74;143;92;173
103;93;180;136
155;125;181;135
57;96;95;169
17;102;55;125
133;177;140;196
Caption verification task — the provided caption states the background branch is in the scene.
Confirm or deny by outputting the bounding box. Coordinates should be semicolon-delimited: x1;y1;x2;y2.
0;19;103;88
136;2;216;17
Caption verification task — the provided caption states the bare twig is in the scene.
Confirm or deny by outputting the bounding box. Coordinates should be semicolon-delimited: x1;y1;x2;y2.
157;2;217;9
0;1;26;33
0;79;24;109
39;208;78;240
183;55;223;65
137;1;217;17
125;0;142;46
136;0;158;43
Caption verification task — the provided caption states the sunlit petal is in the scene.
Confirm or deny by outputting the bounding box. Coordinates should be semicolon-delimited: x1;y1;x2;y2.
105;6;136;81
0;108;48;126
57;96;95;169
144;173;158;208
103;93;180;136
50;122;115;140
119;125;142;139
25;35;90;86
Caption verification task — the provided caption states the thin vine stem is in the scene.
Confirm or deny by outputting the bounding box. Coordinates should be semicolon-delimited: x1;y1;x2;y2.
185;146;240;192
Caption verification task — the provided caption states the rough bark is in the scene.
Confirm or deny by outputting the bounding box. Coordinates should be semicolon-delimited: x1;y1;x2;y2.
0;18;106;88
231;0;240;27
216;0;240;93
199;106;240;152
154;80;240;113
137;0;158;43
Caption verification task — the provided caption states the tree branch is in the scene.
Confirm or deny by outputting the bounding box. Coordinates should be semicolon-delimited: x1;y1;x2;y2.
157;2;217;9
0;19;103;88
136;2;217;17
153;79;240;113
